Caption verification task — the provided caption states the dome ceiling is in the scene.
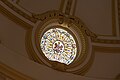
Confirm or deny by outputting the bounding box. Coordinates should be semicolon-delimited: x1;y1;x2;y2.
0;0;120;79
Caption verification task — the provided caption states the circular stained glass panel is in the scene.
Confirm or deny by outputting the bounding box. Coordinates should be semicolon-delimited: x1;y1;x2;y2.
40;28;77;65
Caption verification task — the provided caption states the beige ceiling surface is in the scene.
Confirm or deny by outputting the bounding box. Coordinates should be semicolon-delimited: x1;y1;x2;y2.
0;0;120;80
2;0;120;37
86;52;120;79
75;0;113;36
17;0;119;37
0;13;28;58
18;0;60;13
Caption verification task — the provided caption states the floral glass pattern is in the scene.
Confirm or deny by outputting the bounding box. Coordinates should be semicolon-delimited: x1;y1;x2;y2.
40;28;77;65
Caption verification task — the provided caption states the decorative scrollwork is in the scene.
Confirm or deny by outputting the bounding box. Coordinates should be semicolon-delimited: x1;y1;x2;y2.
68;16;97;38
32;10;65;21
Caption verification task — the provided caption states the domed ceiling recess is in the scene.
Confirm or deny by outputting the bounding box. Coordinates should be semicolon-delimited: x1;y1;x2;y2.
0;0;120;76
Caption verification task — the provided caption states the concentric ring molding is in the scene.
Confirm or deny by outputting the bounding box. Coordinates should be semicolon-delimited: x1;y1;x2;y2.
28;11;94;74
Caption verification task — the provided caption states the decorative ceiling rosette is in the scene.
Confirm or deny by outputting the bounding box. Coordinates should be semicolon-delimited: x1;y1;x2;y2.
29;9;96;75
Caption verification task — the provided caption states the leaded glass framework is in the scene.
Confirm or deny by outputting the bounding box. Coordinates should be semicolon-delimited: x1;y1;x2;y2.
40;28;77;65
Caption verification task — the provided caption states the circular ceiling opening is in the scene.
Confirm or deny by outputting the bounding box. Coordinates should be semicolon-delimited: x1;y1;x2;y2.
40;28;77;65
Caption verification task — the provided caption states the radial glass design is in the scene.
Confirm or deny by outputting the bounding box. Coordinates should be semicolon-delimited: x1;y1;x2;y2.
40;28;77;65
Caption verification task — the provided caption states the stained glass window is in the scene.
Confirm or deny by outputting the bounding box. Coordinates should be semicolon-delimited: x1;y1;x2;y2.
40;28;77;65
